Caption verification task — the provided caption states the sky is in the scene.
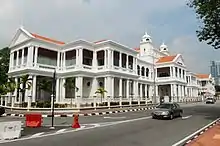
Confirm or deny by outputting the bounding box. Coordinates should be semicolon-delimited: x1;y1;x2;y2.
0;0;220;74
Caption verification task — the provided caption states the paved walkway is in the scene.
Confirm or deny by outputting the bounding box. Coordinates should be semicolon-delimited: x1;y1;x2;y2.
186;122;220;146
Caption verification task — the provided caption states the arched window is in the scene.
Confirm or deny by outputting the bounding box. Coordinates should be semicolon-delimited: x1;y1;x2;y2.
137;65;140;75
146;68;149;77
141;66;145;76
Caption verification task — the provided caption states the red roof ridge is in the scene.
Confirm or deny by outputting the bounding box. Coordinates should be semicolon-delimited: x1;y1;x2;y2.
156;55;177;63
196;74;210;79
31;33;65;45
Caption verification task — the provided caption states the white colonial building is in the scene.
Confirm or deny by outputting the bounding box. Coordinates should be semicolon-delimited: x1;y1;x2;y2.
6;27;215;107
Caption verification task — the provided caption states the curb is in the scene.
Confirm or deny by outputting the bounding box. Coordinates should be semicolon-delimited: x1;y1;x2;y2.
2;106;157;118
181;119;220;146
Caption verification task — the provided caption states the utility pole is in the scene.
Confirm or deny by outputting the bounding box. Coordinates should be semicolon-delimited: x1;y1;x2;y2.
50;69;56;129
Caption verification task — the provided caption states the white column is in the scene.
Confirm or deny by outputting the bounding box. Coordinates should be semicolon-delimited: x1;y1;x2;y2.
91;77;98;97
111;50;114;68
32;75;37;102
55;78;60;102
92;51;97;69
126;79;129;98
133;57;136;72
107;50;111;68
145;84;148;98
16;51;19;67
170;84;173;98
75;77;83;97
61;78;66;102
111;77;114;98
57;52;60;69
182;85;184;98
34;47;38;66
173;84;177;99
119;53;122;68
126;55;129;69
27;46;34;67
140;83;143;99
119;78;122;97
21;49;24;65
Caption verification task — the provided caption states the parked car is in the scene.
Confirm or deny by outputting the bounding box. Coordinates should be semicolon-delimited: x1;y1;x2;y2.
0;107;5;116
151;102;183;120
205;98;215;104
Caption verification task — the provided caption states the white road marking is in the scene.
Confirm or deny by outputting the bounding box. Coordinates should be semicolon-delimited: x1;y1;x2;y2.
103;116;126;119
182;115;192;120
30;132;45;138
0;116;153;144
172;118;220;146
56;129;66;133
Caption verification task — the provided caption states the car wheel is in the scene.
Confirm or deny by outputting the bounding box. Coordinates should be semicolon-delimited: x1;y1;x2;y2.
179;112;182;117
169;114;173;120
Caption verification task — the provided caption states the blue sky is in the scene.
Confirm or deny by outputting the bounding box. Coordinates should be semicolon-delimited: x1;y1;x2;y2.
0;0;220;74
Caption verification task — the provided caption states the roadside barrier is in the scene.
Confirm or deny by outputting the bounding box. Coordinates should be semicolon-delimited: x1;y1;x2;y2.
72;114;80;128
0;121;22;140
26;113;42;128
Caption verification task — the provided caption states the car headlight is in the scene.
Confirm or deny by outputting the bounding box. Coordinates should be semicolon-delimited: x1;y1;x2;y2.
161;111;169;115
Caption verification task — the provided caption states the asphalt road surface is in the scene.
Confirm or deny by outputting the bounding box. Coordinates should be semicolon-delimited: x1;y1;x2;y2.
1;101;220;146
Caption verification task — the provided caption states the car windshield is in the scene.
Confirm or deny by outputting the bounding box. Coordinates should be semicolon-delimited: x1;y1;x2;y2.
207;98;213;100
157;103;172;109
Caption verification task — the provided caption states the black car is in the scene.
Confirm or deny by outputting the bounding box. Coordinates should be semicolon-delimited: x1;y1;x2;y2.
0;106;5;116
205;98;215;104
151;102;183;120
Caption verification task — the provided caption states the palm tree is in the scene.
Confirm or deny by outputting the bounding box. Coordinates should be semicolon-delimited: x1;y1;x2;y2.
5;78;16;105
18;75;32;104
64;77;78;107
37;77;52;102
95;87;107;103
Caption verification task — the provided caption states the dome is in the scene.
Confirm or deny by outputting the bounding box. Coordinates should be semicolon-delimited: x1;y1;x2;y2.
141;32;152;43
160;42;168;51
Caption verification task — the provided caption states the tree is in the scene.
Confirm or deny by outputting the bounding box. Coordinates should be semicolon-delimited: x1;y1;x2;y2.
38;77;52;93
18;75;32;103
6;78;16;97
0;84;8;96
0;47;10;85
64;77;78;107
37;77;52;102
95;87;107;103
187;0;220;49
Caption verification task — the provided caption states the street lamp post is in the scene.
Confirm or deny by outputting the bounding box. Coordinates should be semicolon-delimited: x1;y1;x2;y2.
50;69;56;129
152;52;157;104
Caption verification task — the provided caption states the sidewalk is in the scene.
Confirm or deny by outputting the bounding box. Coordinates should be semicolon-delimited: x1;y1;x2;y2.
186;122;220;146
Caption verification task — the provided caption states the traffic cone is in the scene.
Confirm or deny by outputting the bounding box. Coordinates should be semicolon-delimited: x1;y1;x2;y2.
72;114;80;128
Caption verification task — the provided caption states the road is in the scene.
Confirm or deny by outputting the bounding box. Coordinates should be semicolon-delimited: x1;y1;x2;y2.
1;101;220;146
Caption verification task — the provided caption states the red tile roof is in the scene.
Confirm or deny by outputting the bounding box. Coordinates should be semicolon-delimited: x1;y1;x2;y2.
134;48;140;52
196;74;209;79
31;33;65;45
156;55;177;63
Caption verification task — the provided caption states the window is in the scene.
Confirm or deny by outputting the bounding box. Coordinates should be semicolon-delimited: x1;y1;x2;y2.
137;65;140;75
113;51;120;66
97;51;104;66
141;66;145;76
146;68;149;77
83;49;93;66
